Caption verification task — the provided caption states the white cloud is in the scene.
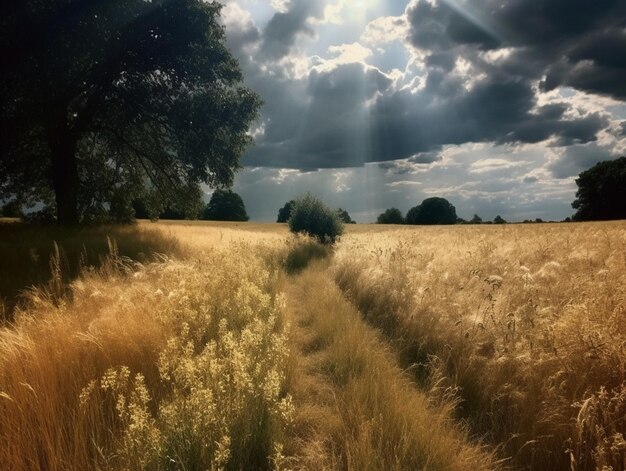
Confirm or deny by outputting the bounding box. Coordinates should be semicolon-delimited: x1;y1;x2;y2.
270;0;289;13
362;16;408;45
469;158;529;173
327;42;373;64
386;181;423;187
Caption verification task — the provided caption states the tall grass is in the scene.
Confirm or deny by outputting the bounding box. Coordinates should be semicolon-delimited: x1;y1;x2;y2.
0;243;292;470
282;265;498;470
333;222;626;470
3;220;623;470
0;222;185;322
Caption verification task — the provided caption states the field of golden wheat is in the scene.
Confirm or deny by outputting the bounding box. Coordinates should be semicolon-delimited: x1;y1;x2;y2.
1;220;624;470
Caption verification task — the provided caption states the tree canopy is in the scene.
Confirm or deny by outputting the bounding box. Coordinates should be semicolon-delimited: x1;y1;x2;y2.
201;189;249;222
1;200;23;218
377;208;405;224
277;200;295;223
336;208;355;224
1;0;261;224
406;197;457;225
288;194;344;244
493;215;507;224
572;157;626;221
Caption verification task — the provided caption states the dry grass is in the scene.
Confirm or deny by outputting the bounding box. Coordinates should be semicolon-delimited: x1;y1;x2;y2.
333;221;626;470
2;220;624;470
148;219;288;252
0;221;185;322
281;261;498;471
0;237;292;470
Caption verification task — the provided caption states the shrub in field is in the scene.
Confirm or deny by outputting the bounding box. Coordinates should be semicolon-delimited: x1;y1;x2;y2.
288;194;344;244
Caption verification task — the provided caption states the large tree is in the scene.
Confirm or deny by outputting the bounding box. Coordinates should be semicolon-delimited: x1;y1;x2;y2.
572;157;626;221
1;0;261;224
201;189;249;221
406;197;457;225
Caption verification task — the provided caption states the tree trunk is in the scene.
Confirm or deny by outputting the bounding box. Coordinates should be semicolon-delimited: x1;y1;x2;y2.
47;120;80;225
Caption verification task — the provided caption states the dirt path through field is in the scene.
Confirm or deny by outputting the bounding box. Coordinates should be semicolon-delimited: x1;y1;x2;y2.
280;261;497;471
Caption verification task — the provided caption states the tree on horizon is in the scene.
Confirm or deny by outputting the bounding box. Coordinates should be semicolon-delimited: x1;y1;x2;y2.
336;208;355;224
406;197;457;225
277;200;295;223
470;214;482;224
201;189;249;222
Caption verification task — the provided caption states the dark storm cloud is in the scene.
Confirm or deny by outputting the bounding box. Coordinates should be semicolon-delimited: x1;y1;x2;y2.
259;0;327;59
408;152;441;164
242;66;608;169
367;76;608;164
242;62;393;168
219;0;620;170
407;0;499;51
406;0;626;99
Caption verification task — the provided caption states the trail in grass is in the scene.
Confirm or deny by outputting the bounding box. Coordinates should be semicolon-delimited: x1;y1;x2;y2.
281;262;497;471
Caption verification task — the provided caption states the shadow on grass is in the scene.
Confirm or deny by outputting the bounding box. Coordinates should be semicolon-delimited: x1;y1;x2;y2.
0;221;185;322
283;236;333;275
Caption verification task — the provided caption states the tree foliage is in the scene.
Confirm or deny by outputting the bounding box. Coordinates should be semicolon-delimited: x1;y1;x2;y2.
336;208;355;224
201;189;249;222
470;214;483;224
277;200;295;223
377;208;405;224
406;197;457;225
1;200;23;218
493;215;507;224
288;194;344;244
572;157;626;221
1;1;261;224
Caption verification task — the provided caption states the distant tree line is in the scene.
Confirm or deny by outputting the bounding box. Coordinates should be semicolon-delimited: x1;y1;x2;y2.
375;197;509;225
277;200;355;224
132;189;249;222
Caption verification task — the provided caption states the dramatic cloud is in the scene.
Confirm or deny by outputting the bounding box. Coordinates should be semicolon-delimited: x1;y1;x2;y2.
259;0;327;59
405;0;626;99
218;0;626;221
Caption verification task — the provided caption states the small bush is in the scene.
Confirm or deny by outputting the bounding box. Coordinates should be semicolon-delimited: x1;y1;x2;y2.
288;194;344;244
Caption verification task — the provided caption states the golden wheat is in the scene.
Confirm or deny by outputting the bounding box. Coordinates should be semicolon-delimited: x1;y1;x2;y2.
333;221;626;470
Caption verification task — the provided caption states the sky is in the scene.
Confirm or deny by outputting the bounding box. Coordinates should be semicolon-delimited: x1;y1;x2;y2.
214;0;626;222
